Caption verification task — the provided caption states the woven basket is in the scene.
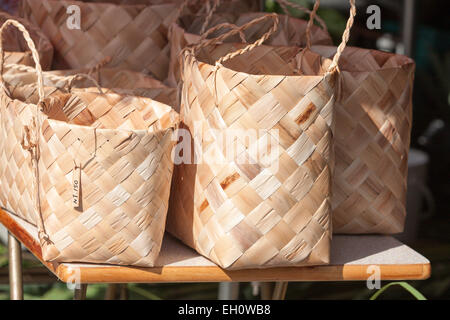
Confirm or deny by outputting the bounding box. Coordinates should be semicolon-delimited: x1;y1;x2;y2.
0;11;53;69
19;0;179;80
167;4;356;269
310;45;415;234
0;20;178;266
167;4;332;87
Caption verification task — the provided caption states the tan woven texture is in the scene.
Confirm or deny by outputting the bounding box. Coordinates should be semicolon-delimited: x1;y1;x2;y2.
20;0;179;80
164;6;359;268
167;11;332;87
0;11;53;69
0;20;179;266
311;45;415;234
4;64;178;107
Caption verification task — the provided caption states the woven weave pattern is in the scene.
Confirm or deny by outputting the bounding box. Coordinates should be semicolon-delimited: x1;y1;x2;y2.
167;43;335;269
20;0;178;80
312;45;415;234
3;65;178;107
0;11;53;69
167;12;332;87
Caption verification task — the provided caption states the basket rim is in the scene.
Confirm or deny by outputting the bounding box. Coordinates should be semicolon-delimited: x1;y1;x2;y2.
186;43;334;80
311;44;415;73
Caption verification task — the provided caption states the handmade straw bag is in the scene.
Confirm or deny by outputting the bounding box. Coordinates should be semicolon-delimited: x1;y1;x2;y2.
19;0;179;80
167;0;332;87
167;4;356;269
0;11;53;69
309;44;415;234
0;20;178;266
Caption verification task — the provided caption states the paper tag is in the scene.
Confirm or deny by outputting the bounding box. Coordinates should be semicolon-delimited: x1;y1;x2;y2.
72;166;81;208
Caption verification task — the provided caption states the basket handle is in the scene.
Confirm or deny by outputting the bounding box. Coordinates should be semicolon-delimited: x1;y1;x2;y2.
190;13;279;67
277;0;328;32
0;20;52;246
67;73;104;94
200;0;220;34
0;19;45;104
320;0;356;73
199;22;247;43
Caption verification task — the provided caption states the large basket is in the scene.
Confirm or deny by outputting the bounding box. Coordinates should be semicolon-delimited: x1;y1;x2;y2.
0;11;53;69
0;20;178;266
19;0;179;80
167;2;332;87
311;44;415;234
167;4;356;270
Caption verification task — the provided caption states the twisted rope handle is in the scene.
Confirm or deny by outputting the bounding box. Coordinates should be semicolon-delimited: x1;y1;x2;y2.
277;0;327;31
0;19;44;103
67;73;104;94
177;22;247;84
0;19;49;243
190;13;279;67
87;56;112;85
199;22;247;43
325;0;356;73
199;0;220;34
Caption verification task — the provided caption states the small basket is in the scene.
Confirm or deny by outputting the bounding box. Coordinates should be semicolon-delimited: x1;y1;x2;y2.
0;20;178;266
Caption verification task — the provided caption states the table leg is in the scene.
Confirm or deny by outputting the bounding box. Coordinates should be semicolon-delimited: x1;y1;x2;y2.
218;282;240;300
260;282;274;300
272;282;288;300
8;232;23;300
73;284;88;300
105;284;118;300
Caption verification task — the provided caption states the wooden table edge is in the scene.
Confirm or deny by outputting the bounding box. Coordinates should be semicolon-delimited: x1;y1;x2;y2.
0;208;432;284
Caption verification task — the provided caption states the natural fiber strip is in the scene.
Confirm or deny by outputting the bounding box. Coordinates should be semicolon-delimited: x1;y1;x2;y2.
0;19;178;266
167;1;357;269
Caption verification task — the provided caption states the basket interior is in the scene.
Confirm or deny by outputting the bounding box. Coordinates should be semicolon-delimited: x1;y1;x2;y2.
178;12;331;47
195;43;332;77
5;80;178;132
311;45;414;72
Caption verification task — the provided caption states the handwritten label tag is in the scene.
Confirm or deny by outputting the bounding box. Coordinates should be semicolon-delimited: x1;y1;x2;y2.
73;166;81;208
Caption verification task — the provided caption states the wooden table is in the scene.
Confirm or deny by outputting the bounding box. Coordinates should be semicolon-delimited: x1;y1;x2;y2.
0;208;431;299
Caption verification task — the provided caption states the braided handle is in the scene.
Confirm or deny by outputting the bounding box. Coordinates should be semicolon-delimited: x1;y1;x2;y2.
191;13;279;67
0;19;44;103
325;0;356;73
277;0;327;31
199;22;247;43
199;0;220;34
67;73;104;94
0;20;50;245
